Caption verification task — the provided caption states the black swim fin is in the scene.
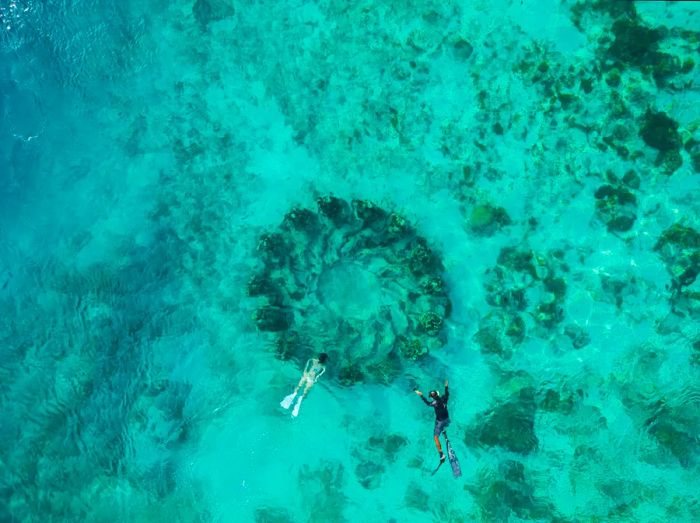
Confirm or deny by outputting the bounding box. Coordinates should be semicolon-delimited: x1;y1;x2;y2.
444;433;462;478
431;459;444;476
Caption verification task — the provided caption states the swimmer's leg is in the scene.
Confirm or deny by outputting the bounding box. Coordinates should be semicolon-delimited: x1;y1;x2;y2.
433;421;446;462
291;380;314;417
281;375;306;409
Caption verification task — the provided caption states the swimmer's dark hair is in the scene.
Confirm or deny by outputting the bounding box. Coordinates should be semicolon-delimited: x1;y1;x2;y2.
318;353;328;364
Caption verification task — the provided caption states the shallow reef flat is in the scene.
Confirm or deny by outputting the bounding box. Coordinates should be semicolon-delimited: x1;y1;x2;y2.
1;0;699;521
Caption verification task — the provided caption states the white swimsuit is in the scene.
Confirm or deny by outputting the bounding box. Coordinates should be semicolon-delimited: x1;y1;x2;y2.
304;359;325;384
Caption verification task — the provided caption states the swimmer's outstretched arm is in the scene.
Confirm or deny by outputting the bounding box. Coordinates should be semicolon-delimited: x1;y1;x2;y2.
414;389;433;406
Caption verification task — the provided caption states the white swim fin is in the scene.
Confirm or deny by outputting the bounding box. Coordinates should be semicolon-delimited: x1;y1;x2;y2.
280;392;296;409
291;396;304;417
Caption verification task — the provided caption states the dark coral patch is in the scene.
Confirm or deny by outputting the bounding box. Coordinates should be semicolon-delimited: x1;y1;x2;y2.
483;246;569;337
466;460;562;521
469;387;539;455
192;0;235;30
655;224;700;290
564;324;590;349
474;311;526;359
317;195;351;226
640;110;681;153
608;18;662;67
282;207;319;232
468;203;512;236
253;306;292;332
656;224;700;251
594;182;637;233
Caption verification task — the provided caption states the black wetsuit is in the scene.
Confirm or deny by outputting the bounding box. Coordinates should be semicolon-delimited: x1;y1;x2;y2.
421;385;449;418
419;385;451;457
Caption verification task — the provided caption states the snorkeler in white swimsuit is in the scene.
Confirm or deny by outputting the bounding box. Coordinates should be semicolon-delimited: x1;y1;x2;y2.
280;353;328;417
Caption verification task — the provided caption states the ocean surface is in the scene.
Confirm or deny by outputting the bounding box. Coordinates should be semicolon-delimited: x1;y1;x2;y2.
1;0;699;521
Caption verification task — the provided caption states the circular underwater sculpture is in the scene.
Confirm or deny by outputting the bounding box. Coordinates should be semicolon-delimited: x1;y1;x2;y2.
248;196;452;385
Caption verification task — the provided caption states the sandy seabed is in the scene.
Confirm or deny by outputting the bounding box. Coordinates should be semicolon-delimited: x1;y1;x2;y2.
1;1;700;521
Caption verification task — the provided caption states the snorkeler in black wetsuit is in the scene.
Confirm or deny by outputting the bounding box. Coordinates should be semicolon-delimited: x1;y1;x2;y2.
415;380;450;463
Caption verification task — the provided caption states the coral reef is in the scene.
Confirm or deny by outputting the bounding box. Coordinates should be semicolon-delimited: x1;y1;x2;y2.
467;460;563;522
468;202;512;237
248;197;452;385
192;0;236;31
477;245;570;356
351;432;408;489
593;172;639;233
655;223;700;314
254;507;294;523
468;386;540;455
297;461;348;522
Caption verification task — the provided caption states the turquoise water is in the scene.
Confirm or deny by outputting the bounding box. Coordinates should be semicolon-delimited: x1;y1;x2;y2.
1;0;700;521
